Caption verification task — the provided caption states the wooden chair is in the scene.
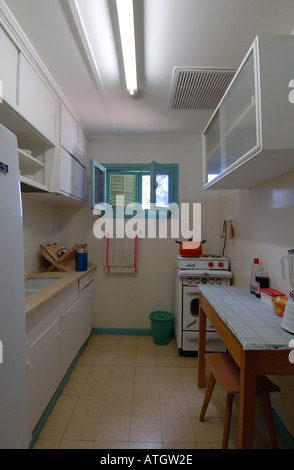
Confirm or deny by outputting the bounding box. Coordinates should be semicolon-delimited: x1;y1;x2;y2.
199;352;281;449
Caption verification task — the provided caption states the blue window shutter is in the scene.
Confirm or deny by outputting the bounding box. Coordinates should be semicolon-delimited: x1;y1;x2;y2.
150;161;178;209
89;159;106;210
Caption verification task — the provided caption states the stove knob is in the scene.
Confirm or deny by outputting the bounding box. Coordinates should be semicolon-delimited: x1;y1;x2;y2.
187;278;193;284
218;261;224;268
216;278;222;285
208;261;214;267
208;278;215;284
194;278;200;285
201;278;207;284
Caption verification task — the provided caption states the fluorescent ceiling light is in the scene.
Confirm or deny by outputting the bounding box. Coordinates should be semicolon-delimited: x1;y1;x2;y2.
116;0;137;96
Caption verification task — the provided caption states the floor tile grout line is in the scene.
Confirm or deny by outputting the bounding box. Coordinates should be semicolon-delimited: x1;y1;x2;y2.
34;335;276;449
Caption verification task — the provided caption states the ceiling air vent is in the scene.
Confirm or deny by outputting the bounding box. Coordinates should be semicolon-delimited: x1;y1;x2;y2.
169;67;236;110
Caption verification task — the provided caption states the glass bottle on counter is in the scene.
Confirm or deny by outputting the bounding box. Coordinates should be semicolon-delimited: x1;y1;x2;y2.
250;258;260;294
255;262;269;298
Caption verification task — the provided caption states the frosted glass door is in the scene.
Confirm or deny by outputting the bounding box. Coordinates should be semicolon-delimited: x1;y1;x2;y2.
205;49;258;184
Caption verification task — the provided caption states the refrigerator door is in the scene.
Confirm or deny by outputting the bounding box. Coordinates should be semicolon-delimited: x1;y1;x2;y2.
0;124;28;448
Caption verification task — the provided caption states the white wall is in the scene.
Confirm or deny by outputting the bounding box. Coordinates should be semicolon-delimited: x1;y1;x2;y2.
219;169;294;436
219;170;294;293
86;135;220;331
22;196;59;275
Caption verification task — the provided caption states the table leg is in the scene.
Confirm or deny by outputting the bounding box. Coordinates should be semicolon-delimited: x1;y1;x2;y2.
198;304;206;388
238;351;257;449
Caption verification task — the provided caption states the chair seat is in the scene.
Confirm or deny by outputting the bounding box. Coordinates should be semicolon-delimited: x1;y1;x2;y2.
205;353;281;395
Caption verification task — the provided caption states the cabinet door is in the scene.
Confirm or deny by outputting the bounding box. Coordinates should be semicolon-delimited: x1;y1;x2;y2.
60;300;79;379
18;53;57;144
60;103;79;157
26;319;60;434
79;127;88;167
0;26;19;105
77;282;94;350
89;159;106;209
59;147;87;201
74;156;87;201
204;48;259;185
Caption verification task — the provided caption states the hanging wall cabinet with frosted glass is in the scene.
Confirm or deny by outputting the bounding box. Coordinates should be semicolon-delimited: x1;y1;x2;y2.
202;35;294;189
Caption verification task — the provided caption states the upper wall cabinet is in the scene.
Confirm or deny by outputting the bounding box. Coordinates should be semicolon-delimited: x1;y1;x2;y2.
18;53;57;145
0;25;18;105
203;35;294;189
60;103;87;167
59;147;87;202
0;10;87;203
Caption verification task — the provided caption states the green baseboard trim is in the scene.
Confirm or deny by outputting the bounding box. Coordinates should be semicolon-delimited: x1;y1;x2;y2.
92;327;152;336
257;396;294;449
29;336;91;449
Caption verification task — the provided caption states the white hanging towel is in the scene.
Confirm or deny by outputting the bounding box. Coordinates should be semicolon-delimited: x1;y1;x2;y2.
105;235;138;274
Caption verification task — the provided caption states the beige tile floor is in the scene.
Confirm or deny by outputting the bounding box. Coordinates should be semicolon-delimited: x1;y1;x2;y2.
33;334;286;449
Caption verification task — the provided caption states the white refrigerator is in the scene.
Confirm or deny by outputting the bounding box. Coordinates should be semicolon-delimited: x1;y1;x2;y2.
0;123;28;448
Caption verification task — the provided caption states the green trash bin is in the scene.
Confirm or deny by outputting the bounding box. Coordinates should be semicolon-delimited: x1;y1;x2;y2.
148;311;174;345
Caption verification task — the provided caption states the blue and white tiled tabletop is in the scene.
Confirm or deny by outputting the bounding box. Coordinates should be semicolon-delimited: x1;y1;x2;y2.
199;285;294;350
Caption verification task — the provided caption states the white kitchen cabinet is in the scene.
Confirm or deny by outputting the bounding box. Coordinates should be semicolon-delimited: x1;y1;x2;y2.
0;25;19;105
26;282;79;437
18;53;57;145
59;300;80;379
203;35;294;190
26;318;60;437
0;16;88;204
25;272;95;440
79;126;88;167
77;272;94;350
18;148;48;191
60;102;79;156
59;147;87;202
60;102;88;167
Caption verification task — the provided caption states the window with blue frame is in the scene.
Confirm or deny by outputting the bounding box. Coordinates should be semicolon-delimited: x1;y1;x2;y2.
89;160;178;217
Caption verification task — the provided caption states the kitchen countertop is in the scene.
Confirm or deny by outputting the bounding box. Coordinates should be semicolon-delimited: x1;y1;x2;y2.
25;263;96;317
199;285;293;350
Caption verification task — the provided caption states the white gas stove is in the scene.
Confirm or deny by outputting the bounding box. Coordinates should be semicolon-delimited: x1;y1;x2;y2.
175;255;232;355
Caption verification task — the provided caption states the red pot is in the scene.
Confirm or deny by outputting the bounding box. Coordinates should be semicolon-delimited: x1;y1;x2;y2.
176;239;207;257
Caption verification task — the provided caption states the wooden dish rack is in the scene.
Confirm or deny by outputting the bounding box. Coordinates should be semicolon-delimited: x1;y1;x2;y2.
40;243;87;271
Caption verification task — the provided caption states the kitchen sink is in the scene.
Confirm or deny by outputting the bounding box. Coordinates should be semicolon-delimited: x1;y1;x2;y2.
25;278;60;297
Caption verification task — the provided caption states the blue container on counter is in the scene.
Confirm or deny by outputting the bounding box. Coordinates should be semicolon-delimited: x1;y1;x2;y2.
76;248;88;271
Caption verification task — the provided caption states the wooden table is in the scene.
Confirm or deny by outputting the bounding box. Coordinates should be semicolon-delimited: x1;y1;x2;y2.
197;286;294;449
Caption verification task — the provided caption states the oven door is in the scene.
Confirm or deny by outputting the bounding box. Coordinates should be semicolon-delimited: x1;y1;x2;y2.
183;286;214;331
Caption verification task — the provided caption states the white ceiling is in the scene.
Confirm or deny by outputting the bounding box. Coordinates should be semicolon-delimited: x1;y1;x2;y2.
4;0;294;138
